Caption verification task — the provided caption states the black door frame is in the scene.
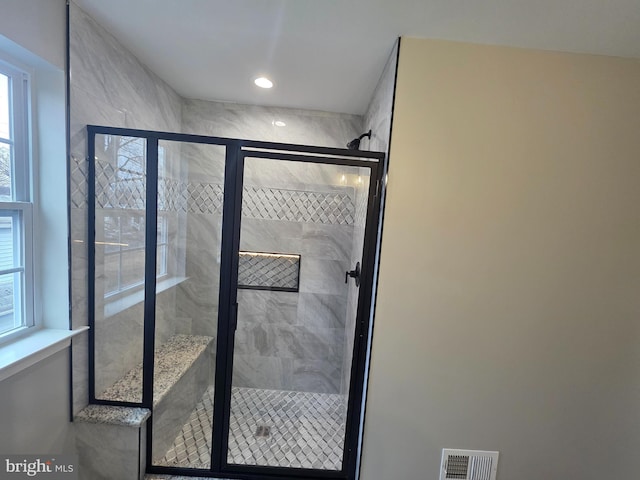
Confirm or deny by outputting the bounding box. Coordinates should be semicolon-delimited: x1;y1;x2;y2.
86;125;384;480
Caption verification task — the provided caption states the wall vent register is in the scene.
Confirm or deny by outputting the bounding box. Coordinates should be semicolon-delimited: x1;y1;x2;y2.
439;449;499;480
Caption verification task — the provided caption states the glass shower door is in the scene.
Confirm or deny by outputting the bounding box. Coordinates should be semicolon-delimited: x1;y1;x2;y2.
225;154;373;472
88;126;384;480
150;140;226;469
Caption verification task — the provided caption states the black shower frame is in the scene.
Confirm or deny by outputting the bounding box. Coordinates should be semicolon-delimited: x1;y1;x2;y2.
87;125;385;480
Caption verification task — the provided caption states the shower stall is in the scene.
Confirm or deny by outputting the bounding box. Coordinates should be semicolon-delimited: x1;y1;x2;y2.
87;125;384;479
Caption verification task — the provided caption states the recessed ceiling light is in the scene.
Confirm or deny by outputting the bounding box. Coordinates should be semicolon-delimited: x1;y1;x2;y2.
254;77;273;89
273;120;286;127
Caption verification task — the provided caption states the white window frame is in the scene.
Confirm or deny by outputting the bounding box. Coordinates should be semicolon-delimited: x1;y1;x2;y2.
0;56;35;343
0;29;85;382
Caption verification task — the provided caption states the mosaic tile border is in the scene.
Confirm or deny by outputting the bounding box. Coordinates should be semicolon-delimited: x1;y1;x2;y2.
73;158;355;225
242;186;354;225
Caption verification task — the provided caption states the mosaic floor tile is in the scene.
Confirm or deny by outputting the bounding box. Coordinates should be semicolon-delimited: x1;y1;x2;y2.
159;386;346;471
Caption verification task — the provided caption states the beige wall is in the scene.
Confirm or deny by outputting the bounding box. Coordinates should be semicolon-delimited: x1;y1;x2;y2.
361;37;640;480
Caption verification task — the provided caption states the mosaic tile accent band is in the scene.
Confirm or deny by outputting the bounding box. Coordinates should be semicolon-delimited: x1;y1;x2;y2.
238;252;300;291
158;179;224;215
242;186;354;225
159;386;346;471
70;156;88;209
74;157;355;225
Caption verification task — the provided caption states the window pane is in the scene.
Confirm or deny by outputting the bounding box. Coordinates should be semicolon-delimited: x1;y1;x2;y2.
156;245;167;276
103;215;121;254
156;216;167;244
104;253;120;295
0;272;22;335
0;214;15;270
120;249;145;289
115;136;146;210
0;143;11;201
0;74;9;140
120;214;145;249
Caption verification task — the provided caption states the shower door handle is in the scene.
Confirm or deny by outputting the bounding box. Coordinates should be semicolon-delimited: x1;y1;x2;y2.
345;262;361;287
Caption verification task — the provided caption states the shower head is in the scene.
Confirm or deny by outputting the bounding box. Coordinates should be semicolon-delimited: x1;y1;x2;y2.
346;130;372;150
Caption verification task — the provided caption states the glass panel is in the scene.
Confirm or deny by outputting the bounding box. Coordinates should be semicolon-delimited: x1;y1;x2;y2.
151;140;226;468
0;272;21;335
0;74;9;139
103;253;119;295
156;215;168;277
102;215;121;254
94;134;147;403
120;249;146;288
227;157;371;470
0;143;11;201
119;214;145;249
0;213;23;336
0;214;16;270
101;213;147;296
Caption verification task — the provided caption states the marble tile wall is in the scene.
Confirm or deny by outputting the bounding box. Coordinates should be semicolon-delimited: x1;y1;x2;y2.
172;152;358;393
172;142;225;339
233;216;353;394
175;211;222;338
69;1;183;413
75;421;146;480
181;101;364;394
70;1;371;412
181;100;361;148
341;172;370;395
363;39;399;156
341;40;399;396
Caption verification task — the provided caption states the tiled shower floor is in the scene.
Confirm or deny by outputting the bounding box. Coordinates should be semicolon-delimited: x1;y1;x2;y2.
160;386;347;471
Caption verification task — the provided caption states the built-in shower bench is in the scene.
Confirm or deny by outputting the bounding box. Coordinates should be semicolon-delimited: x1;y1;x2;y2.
74;334;214;479
98;334;213;406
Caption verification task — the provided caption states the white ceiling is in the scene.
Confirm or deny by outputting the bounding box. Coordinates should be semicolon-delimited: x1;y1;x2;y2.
74;0;640;115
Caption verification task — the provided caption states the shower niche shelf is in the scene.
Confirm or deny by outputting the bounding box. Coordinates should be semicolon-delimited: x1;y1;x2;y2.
237;251;301;292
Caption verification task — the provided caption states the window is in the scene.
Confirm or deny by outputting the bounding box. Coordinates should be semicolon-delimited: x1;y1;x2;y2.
103;213;168;297
0;59;33;339
100;137;168;299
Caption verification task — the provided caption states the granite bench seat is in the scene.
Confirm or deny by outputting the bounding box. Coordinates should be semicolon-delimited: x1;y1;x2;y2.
97;334;214;406
74;334;215;478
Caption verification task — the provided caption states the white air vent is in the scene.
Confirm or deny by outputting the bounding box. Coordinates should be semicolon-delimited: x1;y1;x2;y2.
439;449;499;480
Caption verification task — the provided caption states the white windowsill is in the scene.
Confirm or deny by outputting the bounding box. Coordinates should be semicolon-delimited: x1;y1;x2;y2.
0;327;89;382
